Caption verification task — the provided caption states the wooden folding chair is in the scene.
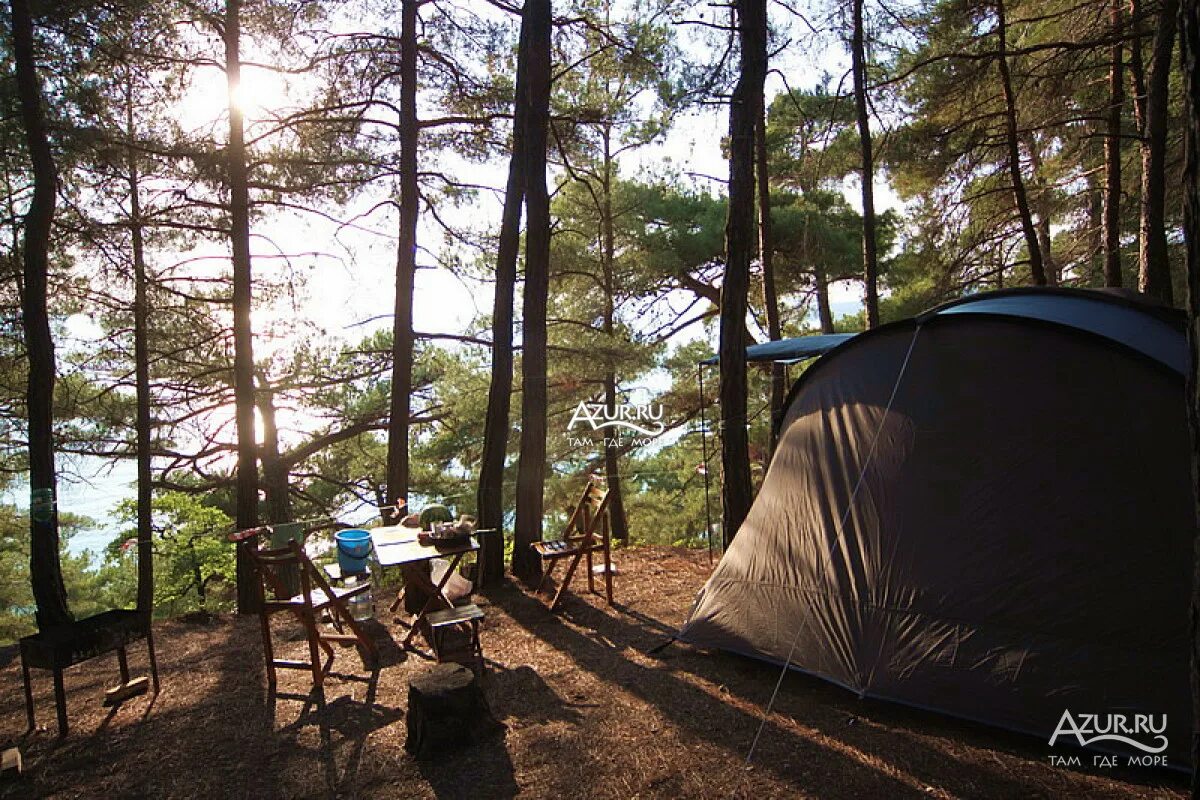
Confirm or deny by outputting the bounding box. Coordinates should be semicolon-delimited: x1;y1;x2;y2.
246;538;378;692
531;481;614;610
426;603;486;676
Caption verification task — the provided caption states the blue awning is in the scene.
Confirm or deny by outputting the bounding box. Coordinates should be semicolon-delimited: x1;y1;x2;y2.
700;333;856;365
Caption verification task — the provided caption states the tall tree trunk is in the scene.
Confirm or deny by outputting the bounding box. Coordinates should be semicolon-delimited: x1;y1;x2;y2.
1129;0;1148;132
1138;0;1178;304
126;71;154;615
1025;135;1059;285
226;0;259;614
815;265;835;333
600;126;630;543
256;378;290;524
1036;214;1057;284
995;0;1047;286
513;0;552;584
476;14;531;584
756;109;785;459
1176;0;1200;784
1089;165;1106;284
809;207;835;333
386;0;419;523
1105;0;1126;288
720;0;766;546
11;0;71;629
852;0;881;327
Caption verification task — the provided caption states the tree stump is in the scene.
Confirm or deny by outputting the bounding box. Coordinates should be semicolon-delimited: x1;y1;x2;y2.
404;663;500;759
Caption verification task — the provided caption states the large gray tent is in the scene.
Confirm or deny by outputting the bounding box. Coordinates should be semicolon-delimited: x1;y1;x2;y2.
679;287;1192;767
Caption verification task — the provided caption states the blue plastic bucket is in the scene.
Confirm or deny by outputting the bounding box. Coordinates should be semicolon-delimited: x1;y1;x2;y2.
335;528;372;575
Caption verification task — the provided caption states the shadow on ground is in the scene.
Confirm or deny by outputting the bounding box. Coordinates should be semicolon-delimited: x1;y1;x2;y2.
497;580;1187;799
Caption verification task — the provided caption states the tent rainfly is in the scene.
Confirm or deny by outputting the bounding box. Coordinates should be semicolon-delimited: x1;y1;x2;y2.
679;287;1192;769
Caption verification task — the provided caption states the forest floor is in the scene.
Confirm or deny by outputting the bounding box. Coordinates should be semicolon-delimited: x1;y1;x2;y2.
0;546;1187;799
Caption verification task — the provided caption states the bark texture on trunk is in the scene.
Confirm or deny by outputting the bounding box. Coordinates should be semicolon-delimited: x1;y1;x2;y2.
127;75;155;614
1023;135;1059;285
1105;0;1125;288
755;110;785;459
1138;0;1178;304
815;266;835;333
996;0;1047;286
1177;0;1200;785
256;378;291;524
1130;0;1147;132
12;0;72;629
226;0;259;614
852;0;881;327
477;16;531;585
1089;166;1105;283
513;0;552;583
386;0;420;523
720;0;767;546
600;127;629;543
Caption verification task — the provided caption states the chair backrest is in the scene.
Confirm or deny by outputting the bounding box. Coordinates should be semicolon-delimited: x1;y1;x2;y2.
245;539;336;606
563;480;611;544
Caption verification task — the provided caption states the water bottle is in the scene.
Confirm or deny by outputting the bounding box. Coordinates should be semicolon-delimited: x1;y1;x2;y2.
347;576;373;621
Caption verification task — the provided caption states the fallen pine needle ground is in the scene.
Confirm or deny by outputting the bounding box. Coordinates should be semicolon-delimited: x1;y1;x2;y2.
0;546;1186;799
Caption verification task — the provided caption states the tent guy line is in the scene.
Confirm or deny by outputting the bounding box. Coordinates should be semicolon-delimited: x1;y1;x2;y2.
740;325;922;777
682;287;1192;769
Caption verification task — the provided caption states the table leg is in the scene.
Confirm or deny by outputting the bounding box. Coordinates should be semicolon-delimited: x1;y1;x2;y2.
53;668;67;738
403;553;466;646
389;585;407;614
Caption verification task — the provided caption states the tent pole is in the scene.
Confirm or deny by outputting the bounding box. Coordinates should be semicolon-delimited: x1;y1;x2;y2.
698;363;714;565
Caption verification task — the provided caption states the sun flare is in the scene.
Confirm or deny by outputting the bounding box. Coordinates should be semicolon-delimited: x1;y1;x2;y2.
178;64;290;131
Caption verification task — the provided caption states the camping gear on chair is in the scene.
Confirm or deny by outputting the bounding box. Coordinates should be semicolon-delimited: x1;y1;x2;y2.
679;287;1194;768
233;529;377;693
531;480;614;610
387;546;476;621
334;528;372;577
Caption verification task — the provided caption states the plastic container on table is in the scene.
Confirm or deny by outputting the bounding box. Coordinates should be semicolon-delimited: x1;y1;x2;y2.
345;575;374;621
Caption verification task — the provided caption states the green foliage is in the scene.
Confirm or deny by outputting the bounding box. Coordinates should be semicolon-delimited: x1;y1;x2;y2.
107;492;235;618
765;78;861;192
770;189;899;290
623;436;715;548
882;0;1183;289
618;180;727;283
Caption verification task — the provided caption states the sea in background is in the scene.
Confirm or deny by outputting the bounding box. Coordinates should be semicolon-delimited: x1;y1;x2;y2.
3;456;138;560
3;301;864;563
